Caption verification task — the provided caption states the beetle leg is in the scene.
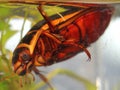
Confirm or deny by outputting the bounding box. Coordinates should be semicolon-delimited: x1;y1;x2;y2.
62;41;91;60
39;38;45;56
78;44;91;60
43;32;63;44
29;73;35;81
33;67;53;90
19;77;23;87
38;5;55;32
50;43;91;63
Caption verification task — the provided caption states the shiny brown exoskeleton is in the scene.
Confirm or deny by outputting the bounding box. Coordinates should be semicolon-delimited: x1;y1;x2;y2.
12;3;114;87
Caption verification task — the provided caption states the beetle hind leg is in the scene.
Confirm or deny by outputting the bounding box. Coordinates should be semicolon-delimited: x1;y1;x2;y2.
62;41;91;60
37;5;55;32
78;44;91;61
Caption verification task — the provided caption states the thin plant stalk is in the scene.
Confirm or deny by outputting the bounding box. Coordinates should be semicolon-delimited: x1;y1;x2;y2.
20;10;29;39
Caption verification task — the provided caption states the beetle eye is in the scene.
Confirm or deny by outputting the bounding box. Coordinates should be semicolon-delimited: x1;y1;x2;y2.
21;53;30;61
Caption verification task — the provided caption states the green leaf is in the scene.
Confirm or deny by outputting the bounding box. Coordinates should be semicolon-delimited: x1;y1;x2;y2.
0;21;6;30
0;81;9;90
0;21;10;31
1;29;17;48
0;7;10;17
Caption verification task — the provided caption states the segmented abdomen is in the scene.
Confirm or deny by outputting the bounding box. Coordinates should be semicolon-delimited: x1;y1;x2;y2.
59;7;112;45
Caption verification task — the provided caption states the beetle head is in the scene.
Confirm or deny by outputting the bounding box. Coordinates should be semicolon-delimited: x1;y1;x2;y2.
12;47;34;75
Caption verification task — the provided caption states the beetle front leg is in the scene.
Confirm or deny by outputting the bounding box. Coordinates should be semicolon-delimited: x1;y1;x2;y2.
33;67;54;90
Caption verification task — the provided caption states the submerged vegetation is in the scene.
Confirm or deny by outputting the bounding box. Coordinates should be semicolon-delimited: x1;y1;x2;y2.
0;4;96;90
